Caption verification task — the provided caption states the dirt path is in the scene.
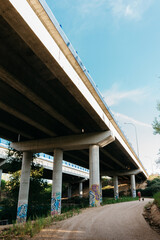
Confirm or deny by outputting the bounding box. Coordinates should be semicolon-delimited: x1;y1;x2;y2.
33;198;160;240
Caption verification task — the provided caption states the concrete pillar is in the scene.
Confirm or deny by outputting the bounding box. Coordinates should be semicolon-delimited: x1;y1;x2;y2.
0;169;2;201
17;152;32;223
68;183;72;199
100;180;103;203
131;174;136;197
79;181;83;198
89;145;100;207
0;169;2;188
51;149;63;216
113;176;119;199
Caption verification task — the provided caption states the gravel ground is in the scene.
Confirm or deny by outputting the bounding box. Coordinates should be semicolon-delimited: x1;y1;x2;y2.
32;198;160;240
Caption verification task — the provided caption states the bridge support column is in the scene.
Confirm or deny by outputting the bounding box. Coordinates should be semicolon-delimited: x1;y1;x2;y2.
51;149;63;216
79;181;83;198
113;176;119;199
131;174;136;197
17;152;32;223
89;145;100;207
68;183;72;199
0;169;2;201
0;169;2;187
100;180;103;203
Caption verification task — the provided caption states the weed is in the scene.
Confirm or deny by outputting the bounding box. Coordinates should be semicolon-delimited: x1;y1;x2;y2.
102;196;139;205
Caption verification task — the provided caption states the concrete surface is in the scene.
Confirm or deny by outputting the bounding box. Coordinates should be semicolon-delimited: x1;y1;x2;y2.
32;199;160;240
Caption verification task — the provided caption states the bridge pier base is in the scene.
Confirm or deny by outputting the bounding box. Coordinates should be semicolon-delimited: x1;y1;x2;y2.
17;152;32;223
51;149;63;216
131;174;136;197
113;176;119;199
89;145;100;207
79;181;83;198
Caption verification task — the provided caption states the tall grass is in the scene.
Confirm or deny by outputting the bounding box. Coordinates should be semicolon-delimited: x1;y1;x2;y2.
102;196;138;205
0;208;81;240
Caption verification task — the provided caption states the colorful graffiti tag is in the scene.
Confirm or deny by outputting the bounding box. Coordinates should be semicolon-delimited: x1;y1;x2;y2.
133;189;136;198
89;184;100;207
17;203;28;223
114;189;119;200
51;192;61;215
89;190;95;207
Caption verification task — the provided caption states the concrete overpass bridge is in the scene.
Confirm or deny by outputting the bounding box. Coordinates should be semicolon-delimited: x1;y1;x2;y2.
0;138;89;180
0;0;147;223
0;138;89;199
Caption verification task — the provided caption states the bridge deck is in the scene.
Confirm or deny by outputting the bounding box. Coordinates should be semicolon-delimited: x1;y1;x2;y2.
0;0;147;181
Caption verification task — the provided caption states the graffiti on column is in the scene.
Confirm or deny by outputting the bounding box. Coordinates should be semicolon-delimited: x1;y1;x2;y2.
89;184;100;207
100;192;102;203
114;190;119;200
133;189;136;198
51;192;61;215
89;190;95;207
17;203;28;223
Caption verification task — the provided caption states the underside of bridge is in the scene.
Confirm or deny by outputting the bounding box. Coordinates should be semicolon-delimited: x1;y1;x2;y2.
0;0;147;184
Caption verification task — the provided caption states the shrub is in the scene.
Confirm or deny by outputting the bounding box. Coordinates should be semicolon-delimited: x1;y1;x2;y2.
137;177;160;197
1;179;6;190
154;192;160;208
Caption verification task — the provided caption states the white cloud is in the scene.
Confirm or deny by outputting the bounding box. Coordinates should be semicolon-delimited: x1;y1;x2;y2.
113;111;152;128
108;0;154;20
112;111;160;174
74;0;154;21
103;83;149;106
79;0;105;14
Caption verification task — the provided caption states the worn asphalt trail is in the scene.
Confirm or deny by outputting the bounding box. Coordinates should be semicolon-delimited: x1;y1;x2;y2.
33;198;160;240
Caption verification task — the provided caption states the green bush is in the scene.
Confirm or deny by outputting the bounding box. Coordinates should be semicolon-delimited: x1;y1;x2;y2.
154;192;160;208
102;196;138;205
1;179;6;190
137;177;160;197
62;196;89;213
0;164;52;223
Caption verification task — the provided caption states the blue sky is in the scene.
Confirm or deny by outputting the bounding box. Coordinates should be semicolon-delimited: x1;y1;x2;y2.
46;0;160;174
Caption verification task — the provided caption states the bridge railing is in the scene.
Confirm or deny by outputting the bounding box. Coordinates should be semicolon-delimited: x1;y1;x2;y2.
37;153;89;176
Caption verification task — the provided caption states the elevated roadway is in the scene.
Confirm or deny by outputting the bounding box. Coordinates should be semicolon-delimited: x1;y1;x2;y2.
0;0;148;222
0;0;147;180
0;139;89;180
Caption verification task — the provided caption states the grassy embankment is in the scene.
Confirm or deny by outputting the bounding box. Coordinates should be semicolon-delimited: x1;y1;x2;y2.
0;208;81;240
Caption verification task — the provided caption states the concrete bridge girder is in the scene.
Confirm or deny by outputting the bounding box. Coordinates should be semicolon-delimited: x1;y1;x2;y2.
0;0;148;223
11;130;115;152
0;0;147;178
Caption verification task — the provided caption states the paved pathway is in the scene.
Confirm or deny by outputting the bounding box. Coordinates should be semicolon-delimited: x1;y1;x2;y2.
33;198;160;240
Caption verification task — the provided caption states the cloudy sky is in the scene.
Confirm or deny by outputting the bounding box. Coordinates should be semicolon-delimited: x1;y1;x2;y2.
45;0;160;174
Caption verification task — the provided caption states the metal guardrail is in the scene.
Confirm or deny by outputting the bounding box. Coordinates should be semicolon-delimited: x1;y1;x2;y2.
0;219;8;225
37;153;89;174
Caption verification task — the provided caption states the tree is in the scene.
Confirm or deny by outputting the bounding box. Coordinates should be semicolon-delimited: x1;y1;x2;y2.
0;148;51;223
153;102;160;135
138;177;160;197
153;102;160;165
